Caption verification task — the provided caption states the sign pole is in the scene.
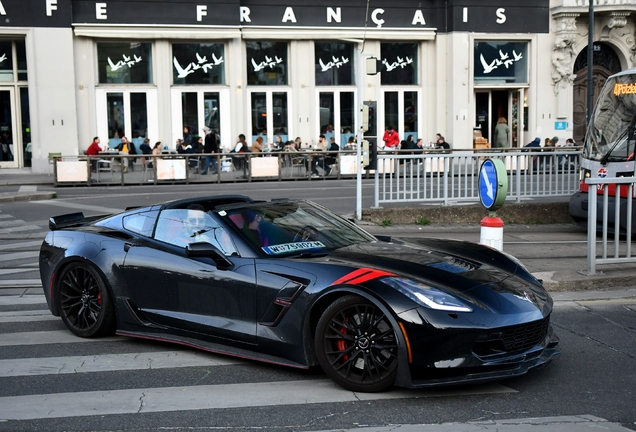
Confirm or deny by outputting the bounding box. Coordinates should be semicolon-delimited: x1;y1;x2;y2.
478;158;508;251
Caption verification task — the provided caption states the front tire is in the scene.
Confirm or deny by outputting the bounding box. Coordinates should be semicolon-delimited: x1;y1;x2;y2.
315;295;399;392
57;262;115;338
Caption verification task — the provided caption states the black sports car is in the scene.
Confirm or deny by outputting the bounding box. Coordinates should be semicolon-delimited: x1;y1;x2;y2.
39;195;559;392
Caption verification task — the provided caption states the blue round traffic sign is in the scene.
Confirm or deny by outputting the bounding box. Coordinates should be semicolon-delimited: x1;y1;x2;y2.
479;159;508;211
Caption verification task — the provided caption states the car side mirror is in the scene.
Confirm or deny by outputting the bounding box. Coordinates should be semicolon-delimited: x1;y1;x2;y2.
186;242;233;270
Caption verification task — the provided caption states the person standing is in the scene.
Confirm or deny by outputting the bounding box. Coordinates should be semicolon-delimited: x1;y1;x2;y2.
494;117;509;148
183;126;194;148
382;125;400;149
202;126;219;175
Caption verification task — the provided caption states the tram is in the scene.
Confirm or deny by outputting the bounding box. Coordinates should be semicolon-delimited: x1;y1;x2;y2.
569;67;636;232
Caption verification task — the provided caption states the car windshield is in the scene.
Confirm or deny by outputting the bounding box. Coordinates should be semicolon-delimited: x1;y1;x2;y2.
585;71;636;162
220;200;376;256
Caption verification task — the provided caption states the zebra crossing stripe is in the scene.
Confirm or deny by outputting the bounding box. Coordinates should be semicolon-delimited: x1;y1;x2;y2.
0;295;46;305
0;330;123;346
0;251;39;262
0;350;244;377
0;380;516;421
0;309;56;323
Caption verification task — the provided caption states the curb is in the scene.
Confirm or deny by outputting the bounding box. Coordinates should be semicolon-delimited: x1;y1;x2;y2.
0;192;56;203
362;201;574;225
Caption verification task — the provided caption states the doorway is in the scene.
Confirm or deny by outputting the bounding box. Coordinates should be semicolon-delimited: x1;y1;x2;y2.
96;89;158;150
247;89;290;145
316;90;355;147
380;89;421;143
0;88;18;167
171;88;230;148
474;89;524;147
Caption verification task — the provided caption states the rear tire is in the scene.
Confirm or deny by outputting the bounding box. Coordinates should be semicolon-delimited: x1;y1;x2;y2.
315;295;399;392
57;262;116;338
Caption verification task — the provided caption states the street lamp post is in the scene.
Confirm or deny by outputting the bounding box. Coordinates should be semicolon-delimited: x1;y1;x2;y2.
586;0;594;126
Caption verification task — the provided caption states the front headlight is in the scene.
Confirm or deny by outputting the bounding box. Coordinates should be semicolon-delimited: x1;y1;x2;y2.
383;277;473;312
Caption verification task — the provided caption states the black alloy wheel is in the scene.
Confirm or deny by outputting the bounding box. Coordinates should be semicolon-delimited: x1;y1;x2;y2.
315;295;399;392
57;262;115;338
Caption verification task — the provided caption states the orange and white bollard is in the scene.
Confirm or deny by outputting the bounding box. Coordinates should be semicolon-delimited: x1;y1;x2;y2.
480;216;504;251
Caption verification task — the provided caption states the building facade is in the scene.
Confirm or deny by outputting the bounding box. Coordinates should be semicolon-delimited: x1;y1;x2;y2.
0;0;634;173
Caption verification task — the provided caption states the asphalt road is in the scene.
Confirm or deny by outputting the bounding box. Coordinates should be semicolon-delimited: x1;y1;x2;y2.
0;295;634;431
0;180;634;431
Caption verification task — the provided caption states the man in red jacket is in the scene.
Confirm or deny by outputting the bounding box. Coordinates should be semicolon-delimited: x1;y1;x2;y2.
382;125;400;149
86;137;102;172
86;137;102;156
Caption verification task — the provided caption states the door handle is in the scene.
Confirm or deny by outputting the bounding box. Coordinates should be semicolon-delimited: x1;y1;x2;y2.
124;242;133;252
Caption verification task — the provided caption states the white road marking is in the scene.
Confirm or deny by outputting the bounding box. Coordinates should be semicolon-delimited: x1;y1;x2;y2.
0;295;46;305
0;350;244;377
0;251;39;262
0;309;56;323
0;268;40;276
0;330;123;346
312;415;634;432
0;380;515;421
31;200;124;214
0;240;43;250
0;279;41;287
0;225;43;234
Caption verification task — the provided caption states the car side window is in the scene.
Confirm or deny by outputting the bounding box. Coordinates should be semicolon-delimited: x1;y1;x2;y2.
154;209;238;256
123;210;159;237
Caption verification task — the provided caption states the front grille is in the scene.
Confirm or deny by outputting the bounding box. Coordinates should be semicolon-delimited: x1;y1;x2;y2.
500;317;550;352
473;317;550;357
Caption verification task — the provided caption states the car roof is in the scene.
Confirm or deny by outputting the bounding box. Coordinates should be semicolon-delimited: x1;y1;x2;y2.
160;195;254;211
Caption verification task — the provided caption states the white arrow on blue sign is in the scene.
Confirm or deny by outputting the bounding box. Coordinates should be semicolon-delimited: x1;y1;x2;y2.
479;160;497;209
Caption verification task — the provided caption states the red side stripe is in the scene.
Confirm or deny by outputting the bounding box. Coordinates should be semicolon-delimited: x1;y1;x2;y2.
331;268;396;286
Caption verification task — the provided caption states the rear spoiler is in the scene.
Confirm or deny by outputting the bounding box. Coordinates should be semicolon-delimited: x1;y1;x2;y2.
48;212;108;230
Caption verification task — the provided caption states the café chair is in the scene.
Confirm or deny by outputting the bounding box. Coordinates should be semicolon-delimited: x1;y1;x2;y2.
96;157;114;182
289;156;306;177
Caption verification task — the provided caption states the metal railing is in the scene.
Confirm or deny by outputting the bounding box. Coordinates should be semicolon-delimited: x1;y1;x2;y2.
53;150;357;186
373;148;582;206
585;177;636;275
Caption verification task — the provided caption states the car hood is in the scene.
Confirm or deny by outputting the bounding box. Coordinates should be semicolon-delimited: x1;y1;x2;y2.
320;237;551;315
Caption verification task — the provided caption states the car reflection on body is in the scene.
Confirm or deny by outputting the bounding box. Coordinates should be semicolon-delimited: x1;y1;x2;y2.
39;195;559;392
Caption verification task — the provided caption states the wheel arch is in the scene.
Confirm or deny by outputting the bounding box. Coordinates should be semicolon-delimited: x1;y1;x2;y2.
50;257;117;320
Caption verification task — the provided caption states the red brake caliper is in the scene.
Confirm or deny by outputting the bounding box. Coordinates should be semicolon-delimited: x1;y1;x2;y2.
336;319;349;361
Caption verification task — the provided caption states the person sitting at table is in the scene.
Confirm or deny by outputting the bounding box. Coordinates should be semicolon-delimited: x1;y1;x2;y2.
152;141;162;155
144;141;162;168
231;134;248;173
273;135;284;151
251;136;264;153
86;137;102;156
324;137;340;175
139;138;152;155
116;136;137;173
86;137;102;172
177;139;198;168
311;134;328;177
